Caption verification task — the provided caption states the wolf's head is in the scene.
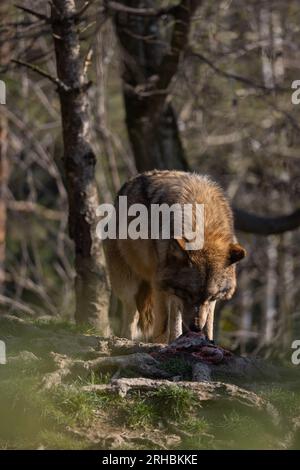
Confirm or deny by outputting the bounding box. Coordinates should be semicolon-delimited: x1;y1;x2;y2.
157;238;246;331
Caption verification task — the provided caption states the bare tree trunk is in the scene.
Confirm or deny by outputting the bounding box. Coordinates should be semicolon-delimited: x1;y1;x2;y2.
259;5;274;89
263;236;278;345
271;9;284;84
113;0;195;172
259;4;284;88
0;112;8;294
0;2;10;294
51;0;110;333
94;25;121;193
239;269;253;355
278;232;294;351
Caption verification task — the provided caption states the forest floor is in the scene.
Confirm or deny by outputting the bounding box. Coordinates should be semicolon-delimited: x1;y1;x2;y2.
0;314;299;450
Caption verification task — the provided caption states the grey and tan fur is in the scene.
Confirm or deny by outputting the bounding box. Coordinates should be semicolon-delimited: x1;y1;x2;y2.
104;170;246;343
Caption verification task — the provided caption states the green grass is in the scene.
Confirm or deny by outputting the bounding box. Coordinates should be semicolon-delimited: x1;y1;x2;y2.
0;370;113;449
150;386;196;421
125;398;155;428
262;385;300;416
31;318;98;335
48;386;99;426
1;361;299;449
118;386;197;429
75;370;112;386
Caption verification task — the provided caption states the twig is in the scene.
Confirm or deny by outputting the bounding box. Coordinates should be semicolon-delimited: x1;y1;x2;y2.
75;0;94;19
11;59;71;91
7;200;63;221
191;51;289;93
0;294;36;315
14;4;50;22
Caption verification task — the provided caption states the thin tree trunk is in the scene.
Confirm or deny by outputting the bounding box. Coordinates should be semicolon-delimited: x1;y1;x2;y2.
259;6;274;89
278;232;293;350
0;111;8;294
51;0;110;333
239;268;253;355
272;9;284;84
0;1;10;294
263;236;278;345
94;25;121;193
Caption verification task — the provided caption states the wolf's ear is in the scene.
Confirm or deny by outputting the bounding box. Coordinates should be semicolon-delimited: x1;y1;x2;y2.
228;243;246;265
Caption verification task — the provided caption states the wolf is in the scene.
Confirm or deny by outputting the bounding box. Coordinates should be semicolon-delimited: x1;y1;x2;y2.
103;170;246;343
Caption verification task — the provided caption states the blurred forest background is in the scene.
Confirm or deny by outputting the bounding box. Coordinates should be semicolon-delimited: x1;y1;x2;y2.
1;0;300;356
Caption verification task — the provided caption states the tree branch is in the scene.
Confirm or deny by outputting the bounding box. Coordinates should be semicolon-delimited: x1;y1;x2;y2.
14;4;49;22
7;200;63;221
11;59;71;91
191;51;289;93
75;0;94;19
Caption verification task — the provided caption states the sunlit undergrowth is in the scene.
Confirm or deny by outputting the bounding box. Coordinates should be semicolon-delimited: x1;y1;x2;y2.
0;319;299;450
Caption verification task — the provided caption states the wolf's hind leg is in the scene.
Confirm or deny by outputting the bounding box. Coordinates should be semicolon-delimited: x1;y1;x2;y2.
121;300;139;340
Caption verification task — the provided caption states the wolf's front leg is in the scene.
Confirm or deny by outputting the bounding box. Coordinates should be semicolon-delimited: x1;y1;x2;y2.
152;290;169;343
203;300;216;341
168;298;182;342
181;300;215;340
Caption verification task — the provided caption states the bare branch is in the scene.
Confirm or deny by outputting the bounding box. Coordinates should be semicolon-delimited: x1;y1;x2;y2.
11;59;71;91
8;200;63;221
191;51;289;93
75;0;94;19
0;294;36;315
14;4;50;22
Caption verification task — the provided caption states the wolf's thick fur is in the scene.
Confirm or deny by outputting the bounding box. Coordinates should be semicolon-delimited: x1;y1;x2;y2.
104;170;245;343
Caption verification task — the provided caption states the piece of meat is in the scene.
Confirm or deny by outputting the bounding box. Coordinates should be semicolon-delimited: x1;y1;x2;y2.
152;331;233;365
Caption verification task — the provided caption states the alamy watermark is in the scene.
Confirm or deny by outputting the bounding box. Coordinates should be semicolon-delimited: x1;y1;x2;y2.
96;197;205;250
291;340;300;365
291;80;300;104
0;340;6;365
0;80;6;105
